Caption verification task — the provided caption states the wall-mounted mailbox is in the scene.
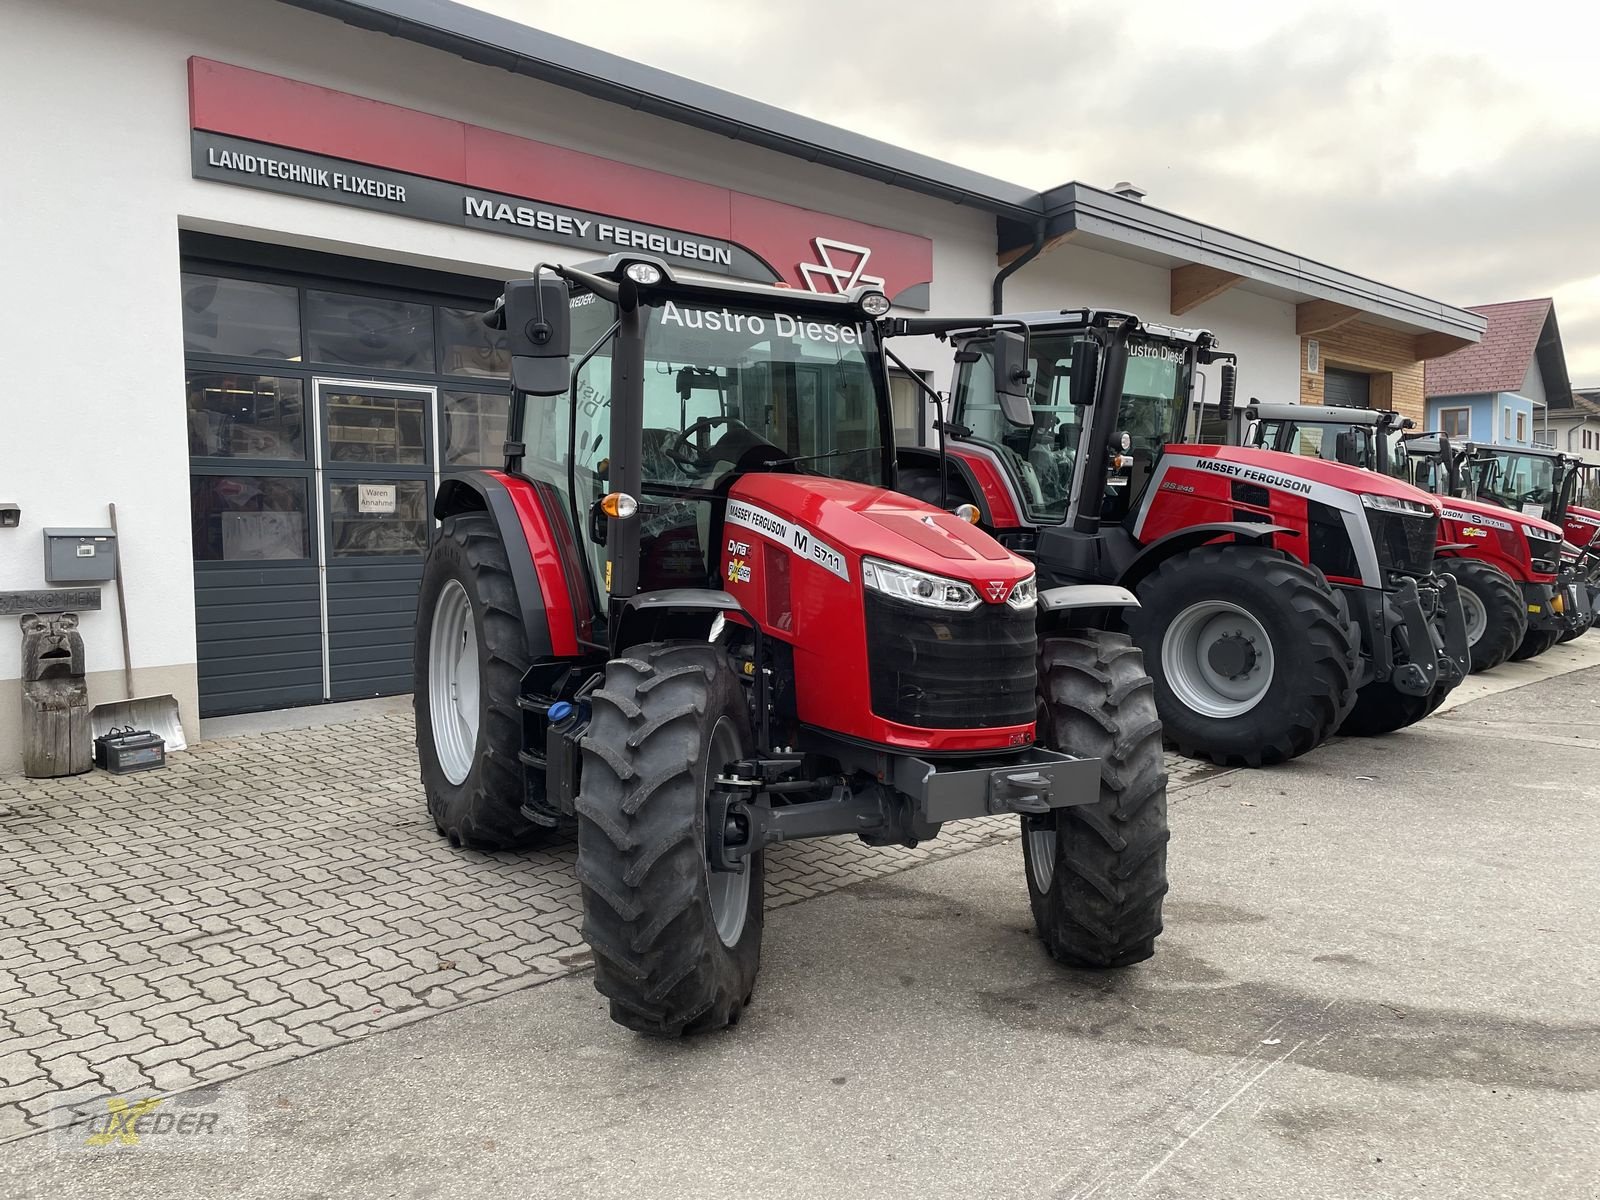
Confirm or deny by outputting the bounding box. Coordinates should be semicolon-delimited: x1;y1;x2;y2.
43;527;117;583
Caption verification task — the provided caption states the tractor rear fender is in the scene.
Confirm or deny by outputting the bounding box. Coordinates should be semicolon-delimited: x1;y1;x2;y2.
1118;522;1296;593
433;471;575;659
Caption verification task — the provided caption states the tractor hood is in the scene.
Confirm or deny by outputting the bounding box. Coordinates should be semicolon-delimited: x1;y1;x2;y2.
1564;504;1600;549
1186;444;1444;510
728;473;1033;589
1439;495;1562;541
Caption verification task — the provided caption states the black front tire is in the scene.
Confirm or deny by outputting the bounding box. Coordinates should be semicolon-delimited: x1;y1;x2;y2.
1338;680;1451;737
414;513;548;851
1435;558;1526;672
575;643;763;1036
1127;545;1357;767
1023;633;1169;968
1511;625;1562;660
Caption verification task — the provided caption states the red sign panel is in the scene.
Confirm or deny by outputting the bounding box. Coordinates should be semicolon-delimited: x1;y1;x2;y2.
187;58;933;307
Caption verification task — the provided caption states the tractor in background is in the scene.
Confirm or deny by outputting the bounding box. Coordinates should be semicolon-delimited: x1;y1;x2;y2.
897;309;1468;766
1406;436;1594;651
413;257;1170;1036
1240;405;1564;671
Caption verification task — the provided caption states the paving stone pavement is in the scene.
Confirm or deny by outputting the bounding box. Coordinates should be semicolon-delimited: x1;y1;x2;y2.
0;711;1221;1143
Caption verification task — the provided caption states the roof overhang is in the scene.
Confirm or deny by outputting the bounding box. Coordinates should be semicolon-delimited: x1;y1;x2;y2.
1003;183;1487;348
276;0;1040;218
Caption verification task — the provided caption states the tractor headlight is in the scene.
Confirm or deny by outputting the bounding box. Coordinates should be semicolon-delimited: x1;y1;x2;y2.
1361;493;1435;518
1007;574;1038;610
862;557;980;612
858;291;892;317
1523;523;1561;543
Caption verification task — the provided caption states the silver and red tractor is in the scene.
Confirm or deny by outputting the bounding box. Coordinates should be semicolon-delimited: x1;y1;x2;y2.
413;258;1170;1035
1240;404;1567;671
897;309;1468;766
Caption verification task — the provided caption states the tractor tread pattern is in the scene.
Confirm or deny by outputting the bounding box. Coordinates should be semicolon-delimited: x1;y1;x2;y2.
1436;557;1527;673
1127;545;1356;767
1027;633;1170;968
574;643;760;1037
415;513;549;852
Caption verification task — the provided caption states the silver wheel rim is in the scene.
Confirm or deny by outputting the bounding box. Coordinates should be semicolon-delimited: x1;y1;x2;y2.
1162;600;1275;718
1027;821;1057;893
706;716;751;948
1459;586;1488;647
428;579;480;786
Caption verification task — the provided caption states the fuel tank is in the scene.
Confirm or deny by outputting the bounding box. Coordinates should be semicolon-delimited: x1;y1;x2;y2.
719;473;1037;754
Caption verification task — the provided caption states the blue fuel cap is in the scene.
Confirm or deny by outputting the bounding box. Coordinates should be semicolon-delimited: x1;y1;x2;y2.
548;701;574;723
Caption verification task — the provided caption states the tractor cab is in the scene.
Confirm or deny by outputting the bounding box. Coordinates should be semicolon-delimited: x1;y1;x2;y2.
1246;402;1414;481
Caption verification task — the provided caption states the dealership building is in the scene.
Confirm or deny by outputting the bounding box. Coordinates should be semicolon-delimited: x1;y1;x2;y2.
0;0;1487;773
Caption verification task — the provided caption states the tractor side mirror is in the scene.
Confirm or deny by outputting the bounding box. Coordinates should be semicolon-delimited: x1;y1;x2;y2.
1217;363;1237;422
992;330;1032;428
504;274;572;396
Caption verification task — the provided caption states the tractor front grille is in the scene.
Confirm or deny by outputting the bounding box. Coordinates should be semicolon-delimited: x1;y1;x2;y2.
1366;509;1438;576
864;592;1036;729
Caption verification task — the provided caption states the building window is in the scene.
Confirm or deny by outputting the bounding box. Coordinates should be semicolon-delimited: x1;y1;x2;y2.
186;373;306;460
441;391;510;466
181;274;302;361
1516;411;1528;443
888;369;929;446
190;474;311;561
1439;407;1470;439
439;307;510;378
304;290;437;373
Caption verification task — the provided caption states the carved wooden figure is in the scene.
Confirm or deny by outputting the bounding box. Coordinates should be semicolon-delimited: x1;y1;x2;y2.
20;611;91;777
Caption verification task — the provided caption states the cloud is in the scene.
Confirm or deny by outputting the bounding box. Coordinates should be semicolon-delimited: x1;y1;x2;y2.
472;0;1600;378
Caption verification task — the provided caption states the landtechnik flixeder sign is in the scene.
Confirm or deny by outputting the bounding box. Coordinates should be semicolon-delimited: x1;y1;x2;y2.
192;133;768;279
186;58;935;308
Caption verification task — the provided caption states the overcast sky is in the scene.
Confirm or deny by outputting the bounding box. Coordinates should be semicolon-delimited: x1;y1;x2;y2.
469;0;1600;382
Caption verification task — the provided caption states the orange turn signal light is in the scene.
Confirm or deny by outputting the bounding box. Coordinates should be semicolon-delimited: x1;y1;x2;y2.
601;492;638;519
954;503;981;524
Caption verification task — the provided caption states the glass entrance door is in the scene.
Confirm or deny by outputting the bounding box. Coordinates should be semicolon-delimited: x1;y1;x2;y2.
313;379;437;701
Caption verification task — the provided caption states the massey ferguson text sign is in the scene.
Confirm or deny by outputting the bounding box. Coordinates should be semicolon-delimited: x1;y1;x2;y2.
187;59;933;308
194;133;764;277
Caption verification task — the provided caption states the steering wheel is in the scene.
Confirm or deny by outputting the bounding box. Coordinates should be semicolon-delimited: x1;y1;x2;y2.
663;416;750;470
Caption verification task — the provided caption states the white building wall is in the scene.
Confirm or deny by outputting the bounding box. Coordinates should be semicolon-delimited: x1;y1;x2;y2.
0;0;1002;772
1004;242;1301;409
1519;357;1548;408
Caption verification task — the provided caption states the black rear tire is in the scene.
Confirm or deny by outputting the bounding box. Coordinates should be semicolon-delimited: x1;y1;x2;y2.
1511;625;1562;660
414;512;549;851
575;643;763;1036
1435;558;1525;672
1023;633;1169;968
1127;545;1356;766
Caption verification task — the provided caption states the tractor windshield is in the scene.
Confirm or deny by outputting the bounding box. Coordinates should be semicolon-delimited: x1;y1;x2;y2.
1467;451;1557;516
952;333;1191;524
1257;420;1410;480
527;290;886;597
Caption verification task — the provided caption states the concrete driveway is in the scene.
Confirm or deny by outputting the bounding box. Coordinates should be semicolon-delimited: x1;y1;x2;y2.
5;665;1597;1199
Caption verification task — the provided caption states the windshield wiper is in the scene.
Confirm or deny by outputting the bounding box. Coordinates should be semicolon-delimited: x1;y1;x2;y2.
760;446;884;470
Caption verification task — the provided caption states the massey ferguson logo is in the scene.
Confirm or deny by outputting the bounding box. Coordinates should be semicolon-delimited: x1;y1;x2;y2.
799;237;885;294
986;581;1011;602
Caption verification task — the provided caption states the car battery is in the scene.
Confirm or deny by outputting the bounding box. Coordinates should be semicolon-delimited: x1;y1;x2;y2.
94;727;166;774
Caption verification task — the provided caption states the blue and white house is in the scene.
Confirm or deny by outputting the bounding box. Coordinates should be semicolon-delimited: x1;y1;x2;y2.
1424;298;1572;447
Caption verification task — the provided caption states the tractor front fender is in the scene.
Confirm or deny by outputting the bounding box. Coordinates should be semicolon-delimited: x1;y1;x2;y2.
1036;583;1140;631
613;589;751;651
1119;522;1296;593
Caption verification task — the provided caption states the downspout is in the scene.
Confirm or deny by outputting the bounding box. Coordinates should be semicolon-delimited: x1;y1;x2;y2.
992;217;1047;314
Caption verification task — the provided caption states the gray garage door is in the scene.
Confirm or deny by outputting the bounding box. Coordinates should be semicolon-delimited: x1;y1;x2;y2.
182;252;509;717
1324;368;1372;409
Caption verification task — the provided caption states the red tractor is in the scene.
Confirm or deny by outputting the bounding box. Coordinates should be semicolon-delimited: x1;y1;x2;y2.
414;258;1170;1036
897;310;1468;767
1240;405;1565;671
1406;437;1595;651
